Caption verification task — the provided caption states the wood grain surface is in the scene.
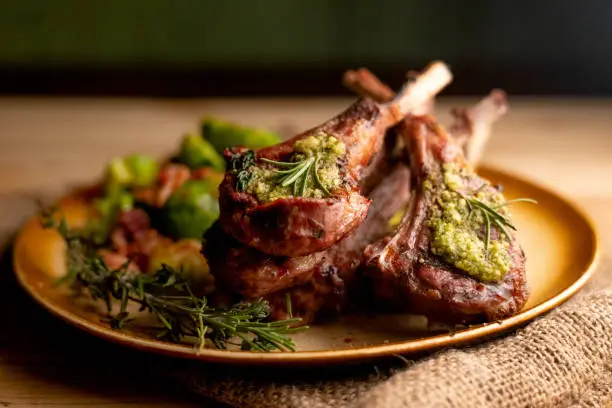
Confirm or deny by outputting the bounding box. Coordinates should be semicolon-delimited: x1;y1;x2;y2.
0;96;611;407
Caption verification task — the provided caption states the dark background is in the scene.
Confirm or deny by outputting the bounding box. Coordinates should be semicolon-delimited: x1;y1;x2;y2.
2;0;611;97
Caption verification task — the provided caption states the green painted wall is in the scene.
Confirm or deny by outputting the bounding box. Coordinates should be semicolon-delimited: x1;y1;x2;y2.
0;0;466;68
2;0;612;94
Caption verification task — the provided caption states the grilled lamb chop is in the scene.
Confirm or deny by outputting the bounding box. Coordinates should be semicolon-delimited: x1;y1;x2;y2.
343;67;508;167
218;62;452;257
204;162;410;303
363;116;529;325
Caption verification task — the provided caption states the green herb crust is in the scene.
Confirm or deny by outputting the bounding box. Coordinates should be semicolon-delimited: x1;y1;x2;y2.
241;134;346;203
426;163;535;282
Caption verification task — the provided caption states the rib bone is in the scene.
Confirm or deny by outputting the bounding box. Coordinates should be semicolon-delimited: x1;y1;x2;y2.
343;68;508;167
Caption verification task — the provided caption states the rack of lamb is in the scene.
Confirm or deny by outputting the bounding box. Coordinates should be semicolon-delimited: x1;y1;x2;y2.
205;61;529;326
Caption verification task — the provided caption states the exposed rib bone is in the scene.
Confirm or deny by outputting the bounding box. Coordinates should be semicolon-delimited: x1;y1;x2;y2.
343;68;434;115
382;62;452;125
343;68;507;167
449;89;509;166
342;68;396;104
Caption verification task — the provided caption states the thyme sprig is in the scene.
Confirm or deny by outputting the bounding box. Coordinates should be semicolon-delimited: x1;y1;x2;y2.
39;207;307;352
459;190;537;250
261;155;331;197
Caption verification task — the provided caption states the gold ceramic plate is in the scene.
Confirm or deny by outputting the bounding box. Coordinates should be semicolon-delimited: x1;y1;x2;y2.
13;167;599;366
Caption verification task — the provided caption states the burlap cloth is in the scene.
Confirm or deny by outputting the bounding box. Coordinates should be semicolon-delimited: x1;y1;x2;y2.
162;257;612;408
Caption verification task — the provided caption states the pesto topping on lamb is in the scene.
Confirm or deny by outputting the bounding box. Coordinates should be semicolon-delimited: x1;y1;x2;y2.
241;134;346;203
426;162;522;282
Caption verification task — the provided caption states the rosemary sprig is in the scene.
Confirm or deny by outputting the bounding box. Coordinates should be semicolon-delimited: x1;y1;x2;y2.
261;155;331;197
460;190;537;250
39;207;307;352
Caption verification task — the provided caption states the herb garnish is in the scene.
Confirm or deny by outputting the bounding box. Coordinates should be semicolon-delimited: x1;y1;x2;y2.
230;150;255;192
40;206;307;352
261;155;331;197
461;192;537;250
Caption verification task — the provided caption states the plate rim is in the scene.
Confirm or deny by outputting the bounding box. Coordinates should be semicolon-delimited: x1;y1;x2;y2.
12;165;601;365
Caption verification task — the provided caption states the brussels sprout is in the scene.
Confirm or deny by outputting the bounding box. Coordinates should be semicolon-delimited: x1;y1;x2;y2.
191;167;224;198
95;191;134;215
88;190;134;244
201;117;281;155
158;180;219;239
205;171;224;197
177;134;225;171
124;154;159;186
105;154;159;193
107;158;132;186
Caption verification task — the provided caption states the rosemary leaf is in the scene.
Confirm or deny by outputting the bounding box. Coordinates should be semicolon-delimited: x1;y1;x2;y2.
312;156;331;196
285;293;293;318
263;154;331;198
299;167;309;196
493;198;538;209
260;158;301;168
493;218;513;242
280;157;314;187
483;210;491;251
454;187;537;255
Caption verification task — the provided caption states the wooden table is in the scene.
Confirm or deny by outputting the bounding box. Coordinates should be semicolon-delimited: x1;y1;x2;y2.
0;96;611;407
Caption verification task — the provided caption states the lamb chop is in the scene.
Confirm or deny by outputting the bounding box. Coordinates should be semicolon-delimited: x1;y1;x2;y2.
363;115;531;325
343;67;508;167
204;161;411;304
218;62;452;257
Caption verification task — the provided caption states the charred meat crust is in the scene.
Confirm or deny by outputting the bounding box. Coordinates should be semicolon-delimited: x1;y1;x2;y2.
364;235;528;325
407;241;527;324
264;266;348;324
359;127;402;195
218;178;371;258
257;98;383;174
203;221;326;298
